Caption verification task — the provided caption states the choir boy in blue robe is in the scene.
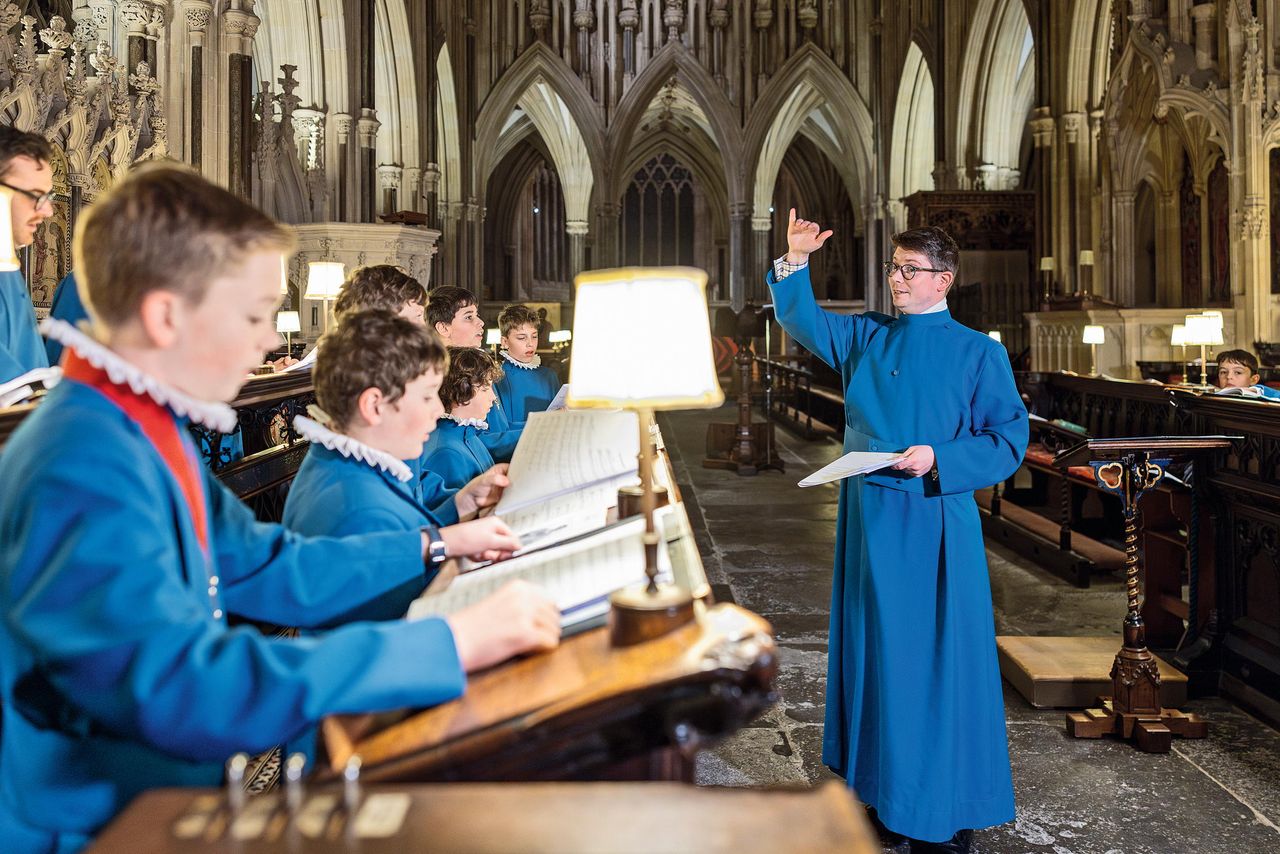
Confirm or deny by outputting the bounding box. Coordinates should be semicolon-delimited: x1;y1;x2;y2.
768;210;1027;854
284;309;517;619
0;127;53;382
428;284;523;461
421;346;502;490
331;265;507;523
44;271;88;363
494;303;562;422
1215;348;1280;400
0;164;562;853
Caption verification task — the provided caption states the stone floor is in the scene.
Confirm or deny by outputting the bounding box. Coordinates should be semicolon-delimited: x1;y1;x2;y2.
661;405;1280;854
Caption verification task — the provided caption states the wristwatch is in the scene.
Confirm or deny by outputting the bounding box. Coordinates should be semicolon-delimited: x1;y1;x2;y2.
422;525;448;568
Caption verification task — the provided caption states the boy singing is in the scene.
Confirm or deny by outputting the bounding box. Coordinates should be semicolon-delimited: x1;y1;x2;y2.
420;346;503;490
495;303;563;422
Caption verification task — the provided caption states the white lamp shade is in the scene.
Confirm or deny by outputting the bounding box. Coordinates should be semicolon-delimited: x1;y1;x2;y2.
304;261;345;299
1039;256;1055;272
0;187;21;272
1184;314;1224;346
1170;324;1187;347
485;328;501;346
987;330;1002;343
276;311;301;333
1077;250;1094;266
567;266;724;410
1082;325;1105;345
548;329;572;344
1200;309;1224;332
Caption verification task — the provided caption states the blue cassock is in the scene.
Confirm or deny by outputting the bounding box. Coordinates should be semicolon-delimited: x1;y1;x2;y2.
1250;383;1280;400
479;396;523;462
0;379;466;852
44;271;88;365
768;266;1028;842
494;356;561;423
283;441;452;616
421;418;495;491
0;268;48;382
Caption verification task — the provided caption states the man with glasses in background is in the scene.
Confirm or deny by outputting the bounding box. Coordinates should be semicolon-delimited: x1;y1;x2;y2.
0;126;55;383
765;210;1028;854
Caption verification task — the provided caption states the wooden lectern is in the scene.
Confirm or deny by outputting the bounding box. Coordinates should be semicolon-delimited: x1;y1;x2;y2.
1057;435;1236;752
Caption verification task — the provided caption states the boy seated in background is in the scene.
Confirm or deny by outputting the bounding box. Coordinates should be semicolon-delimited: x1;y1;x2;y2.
334;264;426;324
421;346;502;489
283;310;519;618
1215;348;1280;400
427;285;522;461
495;303;563;422
0;164;559;852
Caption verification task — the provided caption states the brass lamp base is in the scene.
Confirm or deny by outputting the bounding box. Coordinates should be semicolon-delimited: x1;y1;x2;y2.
617;484;669;520
608;582;696;647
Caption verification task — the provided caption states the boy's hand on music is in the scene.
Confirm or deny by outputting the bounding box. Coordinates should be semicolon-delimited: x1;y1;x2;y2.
446;580;561;672
455;464;510;518
441;515;521;562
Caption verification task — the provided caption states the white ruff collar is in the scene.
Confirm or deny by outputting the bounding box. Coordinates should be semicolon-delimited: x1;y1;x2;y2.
293;415;413;482
501;350;541;370
42;318;238;433
444;413;489;430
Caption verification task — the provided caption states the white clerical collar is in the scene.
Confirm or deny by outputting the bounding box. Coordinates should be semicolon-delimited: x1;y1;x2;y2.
443;413;489;430
42;318;238;432
293;413;413;482
921;298;949;314
500;350;541;370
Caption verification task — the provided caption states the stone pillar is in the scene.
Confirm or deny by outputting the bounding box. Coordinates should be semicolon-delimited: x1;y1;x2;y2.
728;201;750;311
566;219;589;278
1190;3;1217;71
222;2;260;199
1112;190;1137;307
377;164;401;217
594;201;621;269
1030;107;1056;291
181;1;211;170
751;215;773;301
118;0;148;86
332;113;354;221
402;166;422;214
1157;188;1181;306
1238;17;1269;343
357;112;380;222
864;196;889;314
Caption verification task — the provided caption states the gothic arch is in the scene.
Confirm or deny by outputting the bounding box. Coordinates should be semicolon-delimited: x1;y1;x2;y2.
515;81;595;227
743;45;874;222
473;42;606;198
889;41;935;203
606;41;742;206
616;130;730;239
1065;0;1114;112
252;1;326;107
373;0;419;170
953;0;1034;186
436;43;462;206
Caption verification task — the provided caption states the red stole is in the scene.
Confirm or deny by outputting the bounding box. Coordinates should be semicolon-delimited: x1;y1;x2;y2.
63;351;211;553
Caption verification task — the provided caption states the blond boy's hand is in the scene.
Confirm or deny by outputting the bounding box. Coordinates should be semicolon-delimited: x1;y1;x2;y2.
446;579;561;672
454;464;510;519
786;207;833;265
440;515;521;562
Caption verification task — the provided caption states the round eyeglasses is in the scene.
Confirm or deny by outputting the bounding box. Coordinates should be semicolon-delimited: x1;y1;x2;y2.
0;180;55;210
882;261;945;281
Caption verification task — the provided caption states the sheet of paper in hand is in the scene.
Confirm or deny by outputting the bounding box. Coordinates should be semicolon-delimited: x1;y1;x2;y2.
799;450;905;487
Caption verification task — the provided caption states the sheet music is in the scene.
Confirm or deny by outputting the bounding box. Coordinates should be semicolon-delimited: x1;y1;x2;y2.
406;515;673;628
547;384;570;411
798;450;904;487
282;345;318;373
499;482;619;555
0;366;61;408
496;410;640;514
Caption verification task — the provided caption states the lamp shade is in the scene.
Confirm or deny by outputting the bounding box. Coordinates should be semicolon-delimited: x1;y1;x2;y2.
548;329;572;344
485;328;501;346
1082;325;1105;345
987;330;1002;343
1184;314;1224;346
1078;250;1094;266
276;310;301;333
303;261;345;299
0;187;21;272
1039;256;1055;272
1170;324;1187;347
567;266;723;410
1200;309;1224;332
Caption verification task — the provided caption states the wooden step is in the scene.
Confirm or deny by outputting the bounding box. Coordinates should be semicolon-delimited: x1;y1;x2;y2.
997;635;1188;709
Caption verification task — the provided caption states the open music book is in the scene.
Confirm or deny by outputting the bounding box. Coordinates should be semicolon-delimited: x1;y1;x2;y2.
406;512;674;633
0;366;61;408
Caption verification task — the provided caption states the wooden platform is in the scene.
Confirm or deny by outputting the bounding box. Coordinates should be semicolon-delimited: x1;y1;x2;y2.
998;635;1187;709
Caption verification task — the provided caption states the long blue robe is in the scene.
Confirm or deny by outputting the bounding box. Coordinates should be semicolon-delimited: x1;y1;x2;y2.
283;442;450;618
478;396;523;462
768;266;1028;842
0;268;48;382
421;418;495;491
494;357;561;423
44;271;88;365
0;378;465;852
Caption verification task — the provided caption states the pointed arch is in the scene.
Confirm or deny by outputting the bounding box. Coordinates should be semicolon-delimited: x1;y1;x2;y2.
252;1;327;107
515;81;595;226
889;41;936;202
473;42;606;196
373;0;419;169
743;45;875;221
1065;0;1114;112
606;41;743;205
616;130;731;239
